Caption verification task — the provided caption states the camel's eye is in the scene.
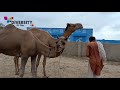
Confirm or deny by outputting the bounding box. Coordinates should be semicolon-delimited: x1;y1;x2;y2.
67;23;70;26
58;44;62;48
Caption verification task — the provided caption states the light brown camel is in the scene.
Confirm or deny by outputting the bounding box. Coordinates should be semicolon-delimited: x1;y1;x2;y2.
0;24;66;78
13;23;83;78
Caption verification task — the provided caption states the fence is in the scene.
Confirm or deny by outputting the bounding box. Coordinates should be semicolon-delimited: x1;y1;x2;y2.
62;42;120;62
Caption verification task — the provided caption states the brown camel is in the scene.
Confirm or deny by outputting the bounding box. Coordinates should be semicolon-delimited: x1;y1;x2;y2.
0;24;66;78
13;23;83;78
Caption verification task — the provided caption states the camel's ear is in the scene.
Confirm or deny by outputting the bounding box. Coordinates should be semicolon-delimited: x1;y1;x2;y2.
67;23;70;26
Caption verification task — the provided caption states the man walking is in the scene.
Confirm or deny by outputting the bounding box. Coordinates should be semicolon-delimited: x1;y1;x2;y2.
86;36;106;78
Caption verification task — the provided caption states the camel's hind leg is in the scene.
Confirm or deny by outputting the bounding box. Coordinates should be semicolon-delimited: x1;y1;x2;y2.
14;56;19;75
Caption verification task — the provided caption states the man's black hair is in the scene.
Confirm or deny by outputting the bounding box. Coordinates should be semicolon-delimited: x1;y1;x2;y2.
89;36;96;42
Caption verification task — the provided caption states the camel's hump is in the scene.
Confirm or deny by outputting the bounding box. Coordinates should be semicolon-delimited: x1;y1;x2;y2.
4;24;17;30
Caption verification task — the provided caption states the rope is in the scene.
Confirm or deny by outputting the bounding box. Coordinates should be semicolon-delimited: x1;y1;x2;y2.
58;53;62;78
28;31;50;48
29;30;61;77
28;31;52;57
53;42;78;78
59;42;78;77
53;53;62;78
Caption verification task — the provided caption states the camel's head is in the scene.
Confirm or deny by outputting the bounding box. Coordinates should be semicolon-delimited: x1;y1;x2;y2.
56;37;66;53
47;38;66;58
48;47;57;58
65;23;83;32
63;23;83;40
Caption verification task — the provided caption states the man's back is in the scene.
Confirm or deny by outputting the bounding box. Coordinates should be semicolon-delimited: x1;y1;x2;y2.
86;41;101;65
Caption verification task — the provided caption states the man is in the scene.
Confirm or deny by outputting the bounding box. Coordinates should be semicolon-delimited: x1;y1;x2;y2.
86;36;106;78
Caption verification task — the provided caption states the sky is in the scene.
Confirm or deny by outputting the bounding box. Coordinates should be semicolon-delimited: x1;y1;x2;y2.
0;12;120;40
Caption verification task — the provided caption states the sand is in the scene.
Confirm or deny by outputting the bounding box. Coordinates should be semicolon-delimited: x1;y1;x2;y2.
0;54;120;78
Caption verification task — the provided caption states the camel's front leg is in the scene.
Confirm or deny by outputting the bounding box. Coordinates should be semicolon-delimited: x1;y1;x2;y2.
42;56;48;78
31;55;37;77
14;56;19;75
19;56;28;78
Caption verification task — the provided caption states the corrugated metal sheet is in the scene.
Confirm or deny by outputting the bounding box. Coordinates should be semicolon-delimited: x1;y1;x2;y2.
27;27;120;44
97;40;120;44
27;27;93;42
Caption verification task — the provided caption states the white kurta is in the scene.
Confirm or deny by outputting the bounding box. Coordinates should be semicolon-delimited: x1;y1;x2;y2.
96;41;107;62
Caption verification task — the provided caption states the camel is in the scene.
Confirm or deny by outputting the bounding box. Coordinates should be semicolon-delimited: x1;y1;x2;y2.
13;23;83;78
0;24;66;78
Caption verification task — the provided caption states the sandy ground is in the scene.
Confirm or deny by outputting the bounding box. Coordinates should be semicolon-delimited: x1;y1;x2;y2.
0;54;120;78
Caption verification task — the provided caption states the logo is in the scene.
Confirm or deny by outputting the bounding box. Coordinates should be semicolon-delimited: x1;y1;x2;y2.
4;16;35;26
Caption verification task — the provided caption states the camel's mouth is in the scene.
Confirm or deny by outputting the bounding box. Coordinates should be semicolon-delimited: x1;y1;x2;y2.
77;23;83;29
48;39;66;58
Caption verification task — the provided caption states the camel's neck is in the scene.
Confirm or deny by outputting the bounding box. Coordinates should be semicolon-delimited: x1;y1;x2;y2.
29;31;50;56
36;39;50;56
48;38;58;47
62;28;75;40
62;32;71;38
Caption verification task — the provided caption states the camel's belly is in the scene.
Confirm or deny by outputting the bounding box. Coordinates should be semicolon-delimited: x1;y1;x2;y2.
0;49;21;56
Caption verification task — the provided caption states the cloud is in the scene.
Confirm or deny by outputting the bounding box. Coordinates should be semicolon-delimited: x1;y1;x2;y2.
1;12;120;40
94;23;120;40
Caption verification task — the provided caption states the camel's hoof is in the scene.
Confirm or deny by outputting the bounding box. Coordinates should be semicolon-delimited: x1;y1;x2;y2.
42;76;49;78
32;74;37;78
15;72;19;75
19;74;23;78
32;76;38;78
